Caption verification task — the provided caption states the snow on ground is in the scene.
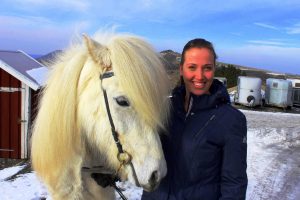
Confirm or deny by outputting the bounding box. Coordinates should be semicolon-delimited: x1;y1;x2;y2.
0;109;300;200
243;110;300;200
0;171;48;200
0;165;26;180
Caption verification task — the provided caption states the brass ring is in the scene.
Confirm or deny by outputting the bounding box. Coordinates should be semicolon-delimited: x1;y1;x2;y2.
117;151;132;164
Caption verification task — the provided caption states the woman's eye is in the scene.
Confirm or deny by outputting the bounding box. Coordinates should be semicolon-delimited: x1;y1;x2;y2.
188;65;196;71
114;96;130;107
204;66;212;71
204;65;213;71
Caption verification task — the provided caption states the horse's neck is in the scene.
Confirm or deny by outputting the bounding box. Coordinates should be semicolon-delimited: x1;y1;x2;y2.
80;145;116;200
81;172;116;200
82;141;114;174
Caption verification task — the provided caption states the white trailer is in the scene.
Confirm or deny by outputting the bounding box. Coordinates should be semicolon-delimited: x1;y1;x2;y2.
287;79;300;106
265;78;293;108
235;76;262;107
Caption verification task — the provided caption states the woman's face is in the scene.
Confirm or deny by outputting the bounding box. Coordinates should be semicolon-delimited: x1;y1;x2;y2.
180;47;215;96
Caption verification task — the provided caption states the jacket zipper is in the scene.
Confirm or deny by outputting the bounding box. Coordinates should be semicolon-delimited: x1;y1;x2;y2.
185;96;193;121
194;114;216;138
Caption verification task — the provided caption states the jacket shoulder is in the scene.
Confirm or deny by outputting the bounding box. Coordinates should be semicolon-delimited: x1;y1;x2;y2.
216;104;247;140
218;104;246;123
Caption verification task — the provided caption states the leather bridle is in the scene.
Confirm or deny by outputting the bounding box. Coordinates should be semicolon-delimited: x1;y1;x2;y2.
99;71;141;199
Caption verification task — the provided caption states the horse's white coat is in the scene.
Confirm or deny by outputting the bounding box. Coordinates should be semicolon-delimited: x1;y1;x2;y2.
31;32;171;200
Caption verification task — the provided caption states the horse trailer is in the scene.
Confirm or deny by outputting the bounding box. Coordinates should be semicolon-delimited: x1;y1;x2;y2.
214;77;227;88
235;76;262;107
265;78;293;108
287;79;300;106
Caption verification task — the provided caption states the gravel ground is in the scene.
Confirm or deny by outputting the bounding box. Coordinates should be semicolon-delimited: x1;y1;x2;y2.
0;159;28;170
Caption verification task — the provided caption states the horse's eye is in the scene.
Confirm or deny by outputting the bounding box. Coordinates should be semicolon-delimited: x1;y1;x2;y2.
114;96;130;107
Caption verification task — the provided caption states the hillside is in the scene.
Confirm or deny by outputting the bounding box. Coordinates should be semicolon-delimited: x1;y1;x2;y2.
216;61;300;82
160;50;300;87
36;50;63;65
37;49;300;88
160;49;181;71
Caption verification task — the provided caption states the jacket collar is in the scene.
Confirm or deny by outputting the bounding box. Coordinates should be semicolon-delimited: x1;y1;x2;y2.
172;79;230;112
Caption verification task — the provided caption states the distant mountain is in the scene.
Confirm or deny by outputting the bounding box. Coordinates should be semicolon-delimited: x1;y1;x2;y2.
216;62;300;81
160;50;300;85
36;50;63;66
160;50;181;70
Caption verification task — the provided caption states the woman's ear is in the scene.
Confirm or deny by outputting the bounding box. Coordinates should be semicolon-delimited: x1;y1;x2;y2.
179;64;183;76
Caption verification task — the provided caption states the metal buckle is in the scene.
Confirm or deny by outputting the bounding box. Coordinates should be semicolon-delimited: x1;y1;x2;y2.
100;71;114;80
117;152;132;164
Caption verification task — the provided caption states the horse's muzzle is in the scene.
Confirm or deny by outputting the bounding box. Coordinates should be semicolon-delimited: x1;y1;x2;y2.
141;170;161;192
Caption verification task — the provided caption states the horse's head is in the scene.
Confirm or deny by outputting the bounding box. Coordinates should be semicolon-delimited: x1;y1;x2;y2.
31;32;171;196
77;34;171;191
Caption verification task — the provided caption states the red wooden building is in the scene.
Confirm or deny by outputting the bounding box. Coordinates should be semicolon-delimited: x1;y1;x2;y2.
0;50;47;159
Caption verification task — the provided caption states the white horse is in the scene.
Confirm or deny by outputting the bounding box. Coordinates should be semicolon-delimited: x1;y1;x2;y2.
31;31;171;200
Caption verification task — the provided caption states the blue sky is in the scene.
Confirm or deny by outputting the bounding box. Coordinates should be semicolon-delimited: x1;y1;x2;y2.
1;0;300;74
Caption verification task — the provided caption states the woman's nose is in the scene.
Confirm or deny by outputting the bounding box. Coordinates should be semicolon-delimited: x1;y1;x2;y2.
195;69;204;79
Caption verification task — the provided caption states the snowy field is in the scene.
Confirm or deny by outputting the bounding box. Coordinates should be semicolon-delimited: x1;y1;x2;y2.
0;109;300;200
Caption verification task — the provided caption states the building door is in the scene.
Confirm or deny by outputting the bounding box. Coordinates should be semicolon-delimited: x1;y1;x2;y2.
0;66;23;159
0;88;22;158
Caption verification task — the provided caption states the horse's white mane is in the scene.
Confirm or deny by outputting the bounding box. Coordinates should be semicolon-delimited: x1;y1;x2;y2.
102;32;170;128
31;31;170;194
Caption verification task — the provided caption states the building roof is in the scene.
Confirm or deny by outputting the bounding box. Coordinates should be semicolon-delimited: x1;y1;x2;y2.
0;50;48;90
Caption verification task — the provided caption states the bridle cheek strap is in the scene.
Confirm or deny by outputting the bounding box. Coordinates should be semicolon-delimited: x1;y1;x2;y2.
100;72;141;188
102;89;124;153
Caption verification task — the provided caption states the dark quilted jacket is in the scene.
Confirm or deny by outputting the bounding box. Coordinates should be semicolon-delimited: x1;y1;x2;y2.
142;80;248;200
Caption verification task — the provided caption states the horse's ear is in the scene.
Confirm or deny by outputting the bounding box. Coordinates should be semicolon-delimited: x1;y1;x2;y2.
82;34;112;71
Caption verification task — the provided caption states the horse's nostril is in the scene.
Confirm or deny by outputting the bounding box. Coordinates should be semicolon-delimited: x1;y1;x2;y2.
149;170;158;186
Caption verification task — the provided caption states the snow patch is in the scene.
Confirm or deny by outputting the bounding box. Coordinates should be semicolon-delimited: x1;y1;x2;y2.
0;165;25;181
26;67;49;86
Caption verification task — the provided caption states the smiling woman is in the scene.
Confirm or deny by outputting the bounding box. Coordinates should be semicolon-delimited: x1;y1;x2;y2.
180;47;215;110
142;38;248;200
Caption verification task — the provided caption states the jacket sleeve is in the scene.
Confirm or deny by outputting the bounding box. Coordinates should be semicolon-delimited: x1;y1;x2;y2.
220;112;248;200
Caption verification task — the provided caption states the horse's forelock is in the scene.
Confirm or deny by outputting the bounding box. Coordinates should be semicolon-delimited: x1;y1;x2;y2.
107;35;171;130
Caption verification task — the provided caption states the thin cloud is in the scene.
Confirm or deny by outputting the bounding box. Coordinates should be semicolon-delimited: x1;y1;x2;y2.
248;40;286;46
230;32;242;36
254;22;279;30
0;15;53;28
286;23;300;34
0;15;89;53
3;1;299;27
0;15;88;30
6;0;90;13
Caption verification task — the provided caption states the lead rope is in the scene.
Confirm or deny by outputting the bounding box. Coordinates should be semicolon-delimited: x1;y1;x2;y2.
114;186;128;200
100;72;141;200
